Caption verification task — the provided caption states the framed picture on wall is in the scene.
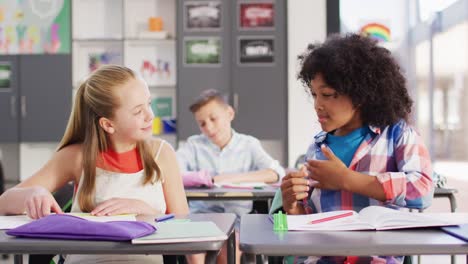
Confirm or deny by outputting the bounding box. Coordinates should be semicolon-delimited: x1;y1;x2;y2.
184;1;222;31
72;41;123;86
238;1;274;30
184;37;221;66
124;40;176;87
238;36;274;65
0;63;12;90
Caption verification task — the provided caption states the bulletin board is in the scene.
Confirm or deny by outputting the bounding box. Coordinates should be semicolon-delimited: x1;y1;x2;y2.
0;0;71;54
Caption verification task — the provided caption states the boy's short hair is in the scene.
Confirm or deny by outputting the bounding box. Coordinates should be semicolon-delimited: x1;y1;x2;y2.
189;89;228;113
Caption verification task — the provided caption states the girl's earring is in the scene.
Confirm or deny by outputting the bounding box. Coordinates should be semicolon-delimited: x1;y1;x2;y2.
108;127;115;134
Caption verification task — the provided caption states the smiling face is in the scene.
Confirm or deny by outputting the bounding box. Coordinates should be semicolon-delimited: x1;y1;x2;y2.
310;73;363;136
103;77;154;151
194;100;234;149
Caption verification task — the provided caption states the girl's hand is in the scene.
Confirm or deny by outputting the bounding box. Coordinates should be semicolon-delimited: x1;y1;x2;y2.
305;145;349;190
25;187;63;219
280;167;309;215
91;198;158;216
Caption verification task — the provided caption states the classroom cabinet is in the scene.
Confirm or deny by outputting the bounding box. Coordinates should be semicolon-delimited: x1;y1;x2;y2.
0;55;72;143
72;0;178;146
176;0;287;163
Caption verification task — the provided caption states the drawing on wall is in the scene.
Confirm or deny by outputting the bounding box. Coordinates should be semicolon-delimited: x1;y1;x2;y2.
184;37;221;66
239;2;274;29
184;1;221;31
140;59;172;83
0;0;70;54
0;63;11;89
88;52;121;73
125;41;176;86
359;22;391;42
238;37;274;64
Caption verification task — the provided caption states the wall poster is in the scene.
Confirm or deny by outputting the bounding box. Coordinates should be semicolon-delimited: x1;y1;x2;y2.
0;62;12;89
184;1;221;31
238;36;274;65
0;0;71;54
184;37;221;66
239;2;274;30
124;41;176;87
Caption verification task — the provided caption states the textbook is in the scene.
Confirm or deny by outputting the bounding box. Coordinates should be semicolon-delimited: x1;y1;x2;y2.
287;206;468;231
132;221;227;244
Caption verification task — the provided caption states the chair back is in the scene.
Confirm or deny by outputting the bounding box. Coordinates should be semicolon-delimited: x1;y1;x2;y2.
294;154;306;169
0;160;4;195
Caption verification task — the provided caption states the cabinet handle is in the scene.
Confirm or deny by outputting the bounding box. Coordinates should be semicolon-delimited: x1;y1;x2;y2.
21;96;26;118
10;96;16;118
233;93;239;113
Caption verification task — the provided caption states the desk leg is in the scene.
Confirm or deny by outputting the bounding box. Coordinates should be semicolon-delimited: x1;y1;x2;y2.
449;194;457;212
243;253;256;264
13;255;23;264
205;251;218;264
227;230;236;264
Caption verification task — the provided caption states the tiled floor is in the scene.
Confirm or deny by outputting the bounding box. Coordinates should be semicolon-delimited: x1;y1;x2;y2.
1;162;467;264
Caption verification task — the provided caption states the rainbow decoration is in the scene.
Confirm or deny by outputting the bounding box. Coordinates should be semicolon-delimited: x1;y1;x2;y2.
360;23;391;42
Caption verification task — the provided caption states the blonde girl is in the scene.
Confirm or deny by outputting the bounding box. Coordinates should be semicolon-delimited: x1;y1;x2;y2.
0;65;202;264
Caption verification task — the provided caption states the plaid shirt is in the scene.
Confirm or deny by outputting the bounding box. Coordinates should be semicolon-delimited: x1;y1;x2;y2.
302;120;433;264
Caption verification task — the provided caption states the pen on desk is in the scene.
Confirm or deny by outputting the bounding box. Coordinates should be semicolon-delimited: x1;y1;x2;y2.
309;211;354;224
155;213;175;222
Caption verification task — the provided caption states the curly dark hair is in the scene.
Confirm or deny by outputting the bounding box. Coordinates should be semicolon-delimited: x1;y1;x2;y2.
298;33;413;128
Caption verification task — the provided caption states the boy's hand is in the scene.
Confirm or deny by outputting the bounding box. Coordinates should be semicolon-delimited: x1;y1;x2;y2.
25;187;63;219
305;145;349;190
280;167;309;215
91;198;158;216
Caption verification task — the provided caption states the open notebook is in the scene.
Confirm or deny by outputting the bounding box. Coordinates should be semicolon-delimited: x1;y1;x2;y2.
287;206;468;231
442;224;468;242
132;221;227;244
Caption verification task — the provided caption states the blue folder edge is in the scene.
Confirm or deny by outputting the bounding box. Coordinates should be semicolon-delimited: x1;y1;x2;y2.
441;224;468;242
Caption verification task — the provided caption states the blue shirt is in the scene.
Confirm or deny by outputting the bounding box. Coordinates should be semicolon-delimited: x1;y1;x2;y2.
326;126;370;167
176;130;285;216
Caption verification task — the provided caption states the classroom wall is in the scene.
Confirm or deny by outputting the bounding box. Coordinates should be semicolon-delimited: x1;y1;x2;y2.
287;0;326;167
4;0;328;180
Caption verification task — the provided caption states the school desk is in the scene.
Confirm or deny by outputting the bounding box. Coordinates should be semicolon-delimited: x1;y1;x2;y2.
185;186;278;213
239;214;468;264
0;213;236;264
185;186;277;201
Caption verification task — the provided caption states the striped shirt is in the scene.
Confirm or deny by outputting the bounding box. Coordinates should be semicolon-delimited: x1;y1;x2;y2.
176;130;285;216
301;120;433;264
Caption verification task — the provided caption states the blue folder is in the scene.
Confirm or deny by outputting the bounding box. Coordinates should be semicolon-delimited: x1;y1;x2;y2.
441;224;468;242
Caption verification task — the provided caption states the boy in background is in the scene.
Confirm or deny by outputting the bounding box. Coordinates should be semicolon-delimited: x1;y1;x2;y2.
176;89;285;264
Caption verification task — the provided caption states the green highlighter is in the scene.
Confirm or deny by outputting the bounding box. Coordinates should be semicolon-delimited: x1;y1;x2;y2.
273;211;288;231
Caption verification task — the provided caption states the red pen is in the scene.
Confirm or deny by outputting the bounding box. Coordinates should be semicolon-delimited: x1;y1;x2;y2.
309;211;354;224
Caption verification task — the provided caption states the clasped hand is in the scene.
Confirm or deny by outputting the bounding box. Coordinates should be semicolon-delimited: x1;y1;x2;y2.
280;145;349;214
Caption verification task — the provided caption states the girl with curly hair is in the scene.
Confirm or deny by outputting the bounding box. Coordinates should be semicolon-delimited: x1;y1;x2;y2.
280;34;434;264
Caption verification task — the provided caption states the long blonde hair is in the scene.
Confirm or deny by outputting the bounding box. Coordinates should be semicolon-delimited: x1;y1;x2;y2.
58;65;161;212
